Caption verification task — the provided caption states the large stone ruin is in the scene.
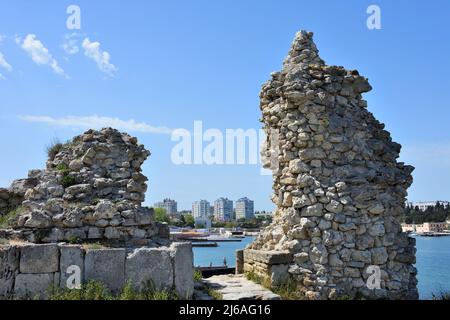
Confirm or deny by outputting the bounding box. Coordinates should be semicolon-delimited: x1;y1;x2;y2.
243;31;418;299
0;127;169;245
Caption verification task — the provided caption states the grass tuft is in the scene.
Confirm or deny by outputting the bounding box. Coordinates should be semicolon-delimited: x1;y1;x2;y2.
207;289;223;300
245;271;304;300
193;270;203;282
0;206;25;229
47;280;178;301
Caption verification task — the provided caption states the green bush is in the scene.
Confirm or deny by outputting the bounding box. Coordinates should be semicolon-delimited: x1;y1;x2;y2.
49;280;113;300
0;206;25;228
245;271;304;300
154;208;170;223
67;236;83;245
207;289;223;300
61;175;77;188
193;270;203;282
56;163;70;175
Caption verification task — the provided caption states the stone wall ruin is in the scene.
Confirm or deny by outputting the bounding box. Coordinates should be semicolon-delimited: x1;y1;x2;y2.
243;31;418;300
0;128;168;245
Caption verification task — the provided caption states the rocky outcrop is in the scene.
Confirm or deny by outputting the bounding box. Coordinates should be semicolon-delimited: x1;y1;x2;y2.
245;31;417;300
0;128;168;245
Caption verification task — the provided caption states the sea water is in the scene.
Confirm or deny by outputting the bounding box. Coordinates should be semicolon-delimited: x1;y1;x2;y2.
193;236;450;299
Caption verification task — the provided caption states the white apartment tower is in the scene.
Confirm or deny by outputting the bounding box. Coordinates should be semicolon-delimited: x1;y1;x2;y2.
192;200;211;219
214;198;234;222
235;197;255;220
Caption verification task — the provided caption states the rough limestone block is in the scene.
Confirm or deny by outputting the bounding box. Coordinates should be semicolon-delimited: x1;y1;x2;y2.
125;247;173;290
171;242;194;299
0;246;20;298
59;245;84;289
14;273;54;299
20;244;59;274
244;249;292;265
84;249;125;293
270;264;289;286
236;249;244;274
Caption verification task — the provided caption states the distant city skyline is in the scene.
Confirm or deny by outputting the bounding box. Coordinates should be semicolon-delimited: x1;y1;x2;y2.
1;1;450;212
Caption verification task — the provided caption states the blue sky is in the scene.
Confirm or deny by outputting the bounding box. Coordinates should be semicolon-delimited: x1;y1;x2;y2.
0;0;449;211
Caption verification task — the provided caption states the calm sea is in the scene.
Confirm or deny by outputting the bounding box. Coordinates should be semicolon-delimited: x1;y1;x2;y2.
193;236;450;300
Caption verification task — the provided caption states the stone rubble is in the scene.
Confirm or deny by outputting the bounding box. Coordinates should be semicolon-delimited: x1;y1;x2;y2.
0;128;169;245
245;30;418;300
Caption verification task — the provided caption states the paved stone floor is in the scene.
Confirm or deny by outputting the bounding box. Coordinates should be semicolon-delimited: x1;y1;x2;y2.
199;274;281;300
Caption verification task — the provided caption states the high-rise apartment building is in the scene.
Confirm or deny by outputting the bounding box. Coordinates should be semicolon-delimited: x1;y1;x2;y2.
214;198;234;222
235;197;255;220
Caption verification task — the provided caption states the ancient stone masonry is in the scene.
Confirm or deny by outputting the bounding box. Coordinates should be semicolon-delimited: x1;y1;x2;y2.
244;31;418;299
0;128;169;245
0;242;194;299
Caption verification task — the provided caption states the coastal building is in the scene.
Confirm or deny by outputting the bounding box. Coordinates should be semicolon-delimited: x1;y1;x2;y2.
235;197;254;220
192;200;211;219
214;198;234;222
154;198;178;217
407;201;450;211
402;222;448;233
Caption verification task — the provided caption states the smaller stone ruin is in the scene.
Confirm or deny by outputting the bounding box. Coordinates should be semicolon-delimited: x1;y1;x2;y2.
0;127;168;245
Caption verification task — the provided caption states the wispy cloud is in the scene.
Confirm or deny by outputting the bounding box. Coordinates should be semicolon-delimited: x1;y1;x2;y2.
17;34;68;78
0;36;12;78
19;115;173;135
82;38;116;77
0;52;12;72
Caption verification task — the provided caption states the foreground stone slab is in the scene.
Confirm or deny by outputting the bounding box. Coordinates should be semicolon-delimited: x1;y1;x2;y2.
171;242;194;299
84;249;125;293
59;245;84;289
125;247;173;290
14;273;55;299
0;246;20;297
202;275;281;300
20;244;59;274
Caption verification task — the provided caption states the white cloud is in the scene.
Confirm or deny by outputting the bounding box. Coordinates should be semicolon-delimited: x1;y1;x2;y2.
0;73;5;80
17;34;68;78
19;115;173;135
62;33;80;55
82;38;117;77
0;52;12;72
